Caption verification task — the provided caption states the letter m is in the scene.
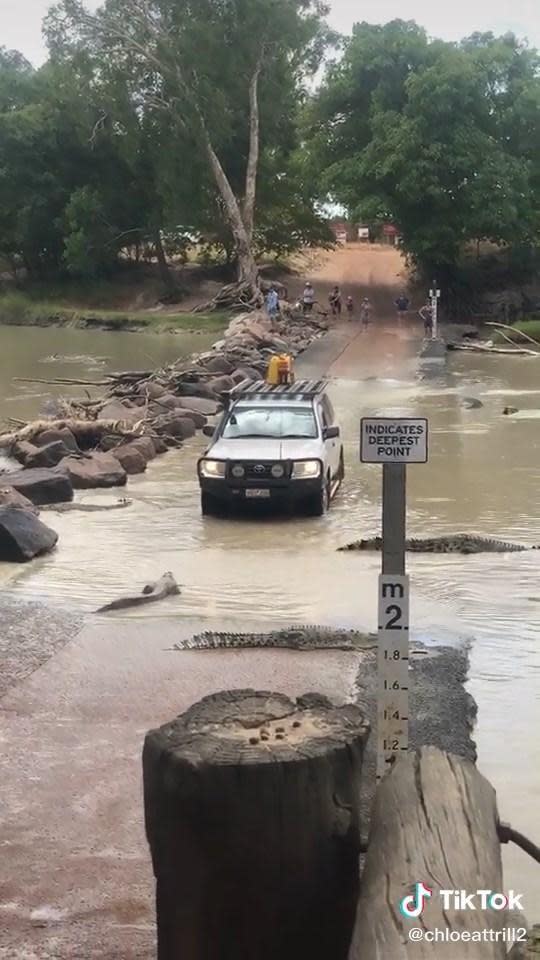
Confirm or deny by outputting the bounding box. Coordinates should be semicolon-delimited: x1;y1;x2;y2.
383;582;405;600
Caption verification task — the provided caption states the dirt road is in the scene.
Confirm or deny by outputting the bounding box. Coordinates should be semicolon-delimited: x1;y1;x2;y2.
289;242;407;314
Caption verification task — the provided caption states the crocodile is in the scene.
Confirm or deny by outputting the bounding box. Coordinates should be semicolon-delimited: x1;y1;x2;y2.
173;625;377;652
338;535;536;555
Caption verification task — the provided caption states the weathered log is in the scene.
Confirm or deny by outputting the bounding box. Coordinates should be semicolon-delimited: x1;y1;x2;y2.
143;690;370;960
485;321;540;348
96;571;180;613
13;376;110;387
349;747;505;959
193;279;264;314
448;341;538;356
0;418;145;449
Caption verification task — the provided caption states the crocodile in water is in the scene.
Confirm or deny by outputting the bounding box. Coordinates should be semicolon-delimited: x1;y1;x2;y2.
174;626;376;652
338;535;536;555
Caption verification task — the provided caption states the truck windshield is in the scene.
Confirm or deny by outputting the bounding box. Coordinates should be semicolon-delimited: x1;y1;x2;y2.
222;406;318;439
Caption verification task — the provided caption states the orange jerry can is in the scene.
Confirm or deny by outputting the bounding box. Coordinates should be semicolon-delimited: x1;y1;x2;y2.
267;354;294;385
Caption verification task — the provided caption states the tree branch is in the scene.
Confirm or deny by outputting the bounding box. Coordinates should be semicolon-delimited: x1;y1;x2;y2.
243;51;264;243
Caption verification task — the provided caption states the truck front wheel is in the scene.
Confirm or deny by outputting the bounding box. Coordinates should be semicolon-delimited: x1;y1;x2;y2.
305;477;330;517
201;491;222;517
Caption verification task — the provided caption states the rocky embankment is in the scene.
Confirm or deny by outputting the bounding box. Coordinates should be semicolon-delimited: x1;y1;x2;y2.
0;309;327;562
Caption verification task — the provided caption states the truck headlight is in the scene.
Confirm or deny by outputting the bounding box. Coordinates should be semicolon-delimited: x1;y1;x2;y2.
199;459;226;479
292;460;321;479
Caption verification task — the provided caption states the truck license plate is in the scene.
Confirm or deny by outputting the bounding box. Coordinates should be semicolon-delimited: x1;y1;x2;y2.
245;488;270;499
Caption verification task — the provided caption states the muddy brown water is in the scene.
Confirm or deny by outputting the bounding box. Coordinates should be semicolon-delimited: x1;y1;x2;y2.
1;319;539;912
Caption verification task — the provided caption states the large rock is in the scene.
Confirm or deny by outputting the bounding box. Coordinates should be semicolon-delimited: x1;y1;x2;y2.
177;381;218;400
0;506;58;563
0;485;39;515
99;400;142;425
154;414;196;440
137;381;168;400
231;366;260;384
25;441;71;469
208;375;235;394
6;468;74;505
203;356;235;375
175;409;207;429
129;437;156;460
12;440;40;466
110;443;147;475
60;453;127;489
35;428;79;454
176;396;220;416
151;393;182;411
225;312;272;342
151;437;169;455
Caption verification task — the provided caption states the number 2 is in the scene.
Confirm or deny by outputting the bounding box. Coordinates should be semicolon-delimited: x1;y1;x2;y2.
385;604;402;629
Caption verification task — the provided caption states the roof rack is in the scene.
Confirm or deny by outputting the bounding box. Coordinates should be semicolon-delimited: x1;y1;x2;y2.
232;379;327;400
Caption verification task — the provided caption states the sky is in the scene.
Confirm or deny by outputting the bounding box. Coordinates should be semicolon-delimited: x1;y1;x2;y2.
1;0;540;66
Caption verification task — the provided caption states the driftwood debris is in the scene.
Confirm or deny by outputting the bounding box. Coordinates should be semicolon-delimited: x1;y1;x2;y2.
448;340;539;356
96;571;180;613
143;689;370;960
13;376;111;387
349;747;505;959
193;279;264;314
0;418;144;449
485;321;540;348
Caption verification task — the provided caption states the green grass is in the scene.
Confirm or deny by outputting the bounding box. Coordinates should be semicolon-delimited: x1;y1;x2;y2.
0;291;227;334
493;318;540;343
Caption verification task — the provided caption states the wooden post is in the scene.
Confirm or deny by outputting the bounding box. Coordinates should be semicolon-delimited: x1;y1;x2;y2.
143;690;370;960
349;747;506;959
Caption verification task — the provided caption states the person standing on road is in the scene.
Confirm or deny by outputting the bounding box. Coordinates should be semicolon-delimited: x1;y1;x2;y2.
395;293;410;318
265;286;279;318
419;300;433;336
302;282;315;314
329;285;342;316
346;295;354;319
360;297;372;329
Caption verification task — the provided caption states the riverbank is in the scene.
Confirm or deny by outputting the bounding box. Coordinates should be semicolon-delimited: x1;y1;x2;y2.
0;292;227;335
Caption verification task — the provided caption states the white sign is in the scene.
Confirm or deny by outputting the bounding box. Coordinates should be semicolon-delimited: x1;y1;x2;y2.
358;226;370;240
377;574;410;780
360;417;428;464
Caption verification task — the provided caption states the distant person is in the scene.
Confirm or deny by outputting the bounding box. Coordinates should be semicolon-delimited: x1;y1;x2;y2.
302;282;315;314
265;286;279;317
346;295;354;319
395;293;410;317
360;297;372;329
329;285;342;316
419;300;433;336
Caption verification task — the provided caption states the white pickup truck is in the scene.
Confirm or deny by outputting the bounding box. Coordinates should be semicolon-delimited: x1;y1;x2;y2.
197;380;344;516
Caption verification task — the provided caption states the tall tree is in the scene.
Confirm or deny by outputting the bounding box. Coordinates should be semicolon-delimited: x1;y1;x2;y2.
307;21;540;279
45;0;330;296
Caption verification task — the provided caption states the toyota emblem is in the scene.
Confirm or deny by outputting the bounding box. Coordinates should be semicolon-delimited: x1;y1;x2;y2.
253;464;266;474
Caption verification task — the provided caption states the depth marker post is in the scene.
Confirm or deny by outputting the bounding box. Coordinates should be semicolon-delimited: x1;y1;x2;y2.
360;417;429;781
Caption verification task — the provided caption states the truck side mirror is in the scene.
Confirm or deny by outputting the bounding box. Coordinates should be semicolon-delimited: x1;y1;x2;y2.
323;426;340;440
202;425;216;438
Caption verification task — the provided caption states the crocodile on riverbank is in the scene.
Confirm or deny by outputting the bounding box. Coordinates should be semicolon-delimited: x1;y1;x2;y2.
338;535;536;554
173;626;377;652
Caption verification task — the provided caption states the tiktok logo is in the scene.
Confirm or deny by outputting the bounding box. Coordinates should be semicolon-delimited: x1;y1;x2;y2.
399;883;433;919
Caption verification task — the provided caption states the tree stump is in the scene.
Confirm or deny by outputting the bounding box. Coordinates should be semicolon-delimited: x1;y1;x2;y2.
349;747;505;959
143;690;370;960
